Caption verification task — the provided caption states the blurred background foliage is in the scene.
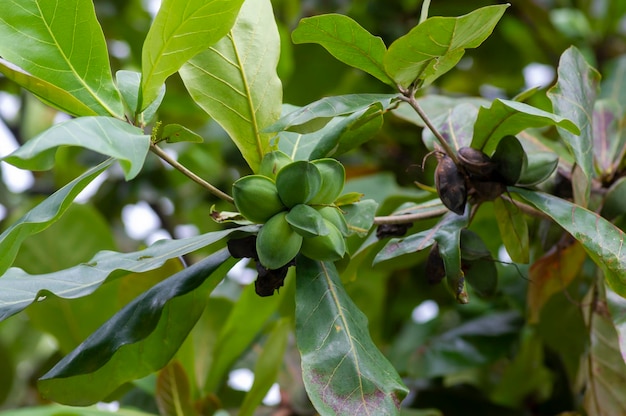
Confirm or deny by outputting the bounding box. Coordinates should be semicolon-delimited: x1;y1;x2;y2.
0;0;625;415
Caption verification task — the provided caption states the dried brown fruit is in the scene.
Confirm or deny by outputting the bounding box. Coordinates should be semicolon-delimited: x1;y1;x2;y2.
435;155;467;215
457;146;495;179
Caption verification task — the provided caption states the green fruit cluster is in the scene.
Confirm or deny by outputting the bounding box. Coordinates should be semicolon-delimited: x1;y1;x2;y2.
232;151;349;269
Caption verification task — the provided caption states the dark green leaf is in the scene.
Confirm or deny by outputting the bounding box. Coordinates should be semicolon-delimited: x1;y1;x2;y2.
471;99;580;154
0;0;124;118
3;117;150;180
491;135;527;185
384;5;509;88
141;0;245;110
266;94;398;133
38;249;236;405
0;226;257;321
0;160;112;277
547;46;600;206
409;312;522;378
513;188;626;297
179;0;281;172
517;151;559;186
493;197;529;263
291;14;394;85
601;177;626;220
295;258;408;414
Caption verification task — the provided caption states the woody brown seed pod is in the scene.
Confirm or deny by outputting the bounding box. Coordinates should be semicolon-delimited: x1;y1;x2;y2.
435;154;467;215
457;147;496;179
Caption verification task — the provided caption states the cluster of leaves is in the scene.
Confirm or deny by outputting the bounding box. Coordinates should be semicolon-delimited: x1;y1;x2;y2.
1;0;626;415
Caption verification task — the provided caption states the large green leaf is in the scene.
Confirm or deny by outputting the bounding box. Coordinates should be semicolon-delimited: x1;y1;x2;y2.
384;5;508;88
0;0;123;118
267;94;398;133
421;103;479;151
0;226;257;321
179;0;282;172
291;14;394;85
3;117;150;180
547;46;600;205
278;103;384;160
513;188;626;297
295;257;407;414
140;0;244;111
38;249;236;405
0;159;112;277
0;58;98;117
470;99;580;154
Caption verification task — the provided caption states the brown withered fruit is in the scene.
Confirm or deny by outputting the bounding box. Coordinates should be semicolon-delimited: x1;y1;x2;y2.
435;154;467;215
457;147;496;180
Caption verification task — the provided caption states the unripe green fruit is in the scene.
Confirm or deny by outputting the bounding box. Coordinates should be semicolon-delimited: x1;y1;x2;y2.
232;175;285;223
258;151;292;180
300;219;346;262
317;206;349;237
285;204;329;238
276;160;322;208
256;212;303;269
308;158;345;205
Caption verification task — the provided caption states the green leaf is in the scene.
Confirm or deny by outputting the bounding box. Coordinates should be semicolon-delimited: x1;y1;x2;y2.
517;151;559;186
593;99;625;178
547;46;600;206
384;5;509;88
600;55;626;110
267;94;398;133
0;226;257;321
342;199;378;237
421;103;479;151
606;285;626;363
162;124;204;144
140;0;245;110
582;285;626;415
3;117;150;180
295;258;408;414
0;58;98;117
204;280;283;393
38;249;236;405
0;0;124;118
409;311;522;378
291;14;394;85
179;0;282;172
116;70;165;125
601;176;626;220
470;99;580;154
513;188;626;297
493;197;529;263
239;318;291;416
156;361;197;416
0;160;112;277
0;404;157;416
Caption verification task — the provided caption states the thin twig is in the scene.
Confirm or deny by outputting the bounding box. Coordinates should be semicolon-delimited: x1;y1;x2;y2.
373;206;448;224
398;93;459;165
150;142;234;204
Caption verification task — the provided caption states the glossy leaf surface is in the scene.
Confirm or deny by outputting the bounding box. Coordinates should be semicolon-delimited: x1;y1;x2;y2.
471;99;579;154
0;160;112;277
179;0;282;172
295;257;408;414
292;14;393;85
384;5;508;88
0;0;123;117
141;0;245;110
513;188;626;297
38;249;236;405
3;117;150;180
547;46;600;205
0;226;256;321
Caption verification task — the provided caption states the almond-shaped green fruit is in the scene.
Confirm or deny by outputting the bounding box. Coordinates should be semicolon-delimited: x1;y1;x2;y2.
276;160;322;208
232;175;286;223
285;204;329;238
257;212;303;269
309;158;345;205
317;206;349;237
300;219;346;262
258;150;293;180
